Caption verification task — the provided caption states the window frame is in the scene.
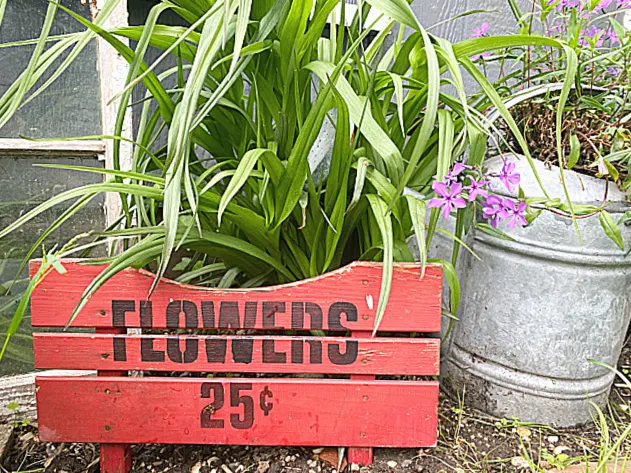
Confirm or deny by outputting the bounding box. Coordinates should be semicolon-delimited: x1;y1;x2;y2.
0;0;132;410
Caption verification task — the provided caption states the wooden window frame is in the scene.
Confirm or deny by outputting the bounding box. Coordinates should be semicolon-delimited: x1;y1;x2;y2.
0;0;132;421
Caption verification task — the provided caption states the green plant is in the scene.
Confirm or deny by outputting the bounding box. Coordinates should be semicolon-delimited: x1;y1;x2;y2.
0;0;577;345
469;1;631;246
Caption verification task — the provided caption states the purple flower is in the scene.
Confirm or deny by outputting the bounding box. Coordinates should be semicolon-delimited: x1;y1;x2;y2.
470;23;490;38
581;26;606;47
444;163;470;184
465;176;489;202
482;195;504;229
608;66;622;76
549;0;583;11
472;51;492;61
496;159;521;193
619;0;631;8
609;29;621;45
428;182;467;219
498;199;528;229
595;0;613;9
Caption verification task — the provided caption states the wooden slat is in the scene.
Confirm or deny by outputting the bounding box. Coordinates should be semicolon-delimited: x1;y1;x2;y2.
33;333;440;375
30;260;442;332
0;139;105;156
35;377;439;447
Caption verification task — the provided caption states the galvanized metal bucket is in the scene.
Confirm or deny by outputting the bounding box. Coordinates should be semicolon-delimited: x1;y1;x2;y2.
436;154;631;427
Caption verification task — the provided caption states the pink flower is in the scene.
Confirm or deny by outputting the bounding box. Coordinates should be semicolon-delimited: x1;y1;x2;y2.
596;0;613;9
609;29;621;45
444;163;468;184
428;182;467;219
482;195;504;229
465;177;490;202
498;199;528;229
470;23;490;38
496;159;521;193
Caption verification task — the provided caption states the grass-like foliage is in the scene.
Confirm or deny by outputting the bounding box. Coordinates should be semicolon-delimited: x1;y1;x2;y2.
0;0;577;344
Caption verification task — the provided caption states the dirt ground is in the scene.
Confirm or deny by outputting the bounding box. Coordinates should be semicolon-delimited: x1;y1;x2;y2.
3;343;631;473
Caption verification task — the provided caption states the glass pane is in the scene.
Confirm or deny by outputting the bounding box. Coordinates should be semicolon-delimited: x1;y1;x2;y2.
129;0;190;150
0;0;102;139
0;156;105;375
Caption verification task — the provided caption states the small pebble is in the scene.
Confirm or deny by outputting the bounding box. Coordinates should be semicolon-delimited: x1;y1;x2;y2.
510;457;530;469
387;460;398;469
313;448;324;454
285;455;292;463
547;435;559;443
401;460;412;468
553;445;571;455
350;464;360;471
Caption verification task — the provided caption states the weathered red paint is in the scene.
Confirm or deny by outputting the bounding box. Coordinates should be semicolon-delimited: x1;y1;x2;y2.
33;333;440;375
35;377;439;448
29;260;442;332
97;327;132;473
100;444;131;473
347;448;374;466
30;260;442;469
348;330;376;466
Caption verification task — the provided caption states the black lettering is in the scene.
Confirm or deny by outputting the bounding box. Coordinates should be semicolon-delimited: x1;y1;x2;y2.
205;338;227;363
328;340;358;365
262;340;286;363
244;302;257;328
113;336;127;362
219;302;240;328
166;300;198;329
262;302;285;329
291;339;303;364
201;301;216;328
232;338;253;364
230;383;254;429
307;340;322;364
305;302;323;329
139;300;153;328
167;336;198;364
291;302;304;329
201;382;224;428
141;337;165;362
328;302;358;331
112;300;135;328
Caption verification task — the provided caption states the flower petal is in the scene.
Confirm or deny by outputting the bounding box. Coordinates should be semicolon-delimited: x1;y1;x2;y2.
428;198;444;209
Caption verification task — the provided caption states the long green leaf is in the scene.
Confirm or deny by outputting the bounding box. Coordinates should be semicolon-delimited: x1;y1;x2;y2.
366;195;393;336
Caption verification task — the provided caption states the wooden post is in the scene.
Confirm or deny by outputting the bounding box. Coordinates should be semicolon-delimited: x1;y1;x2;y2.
347;330;374;466
97;328;131;473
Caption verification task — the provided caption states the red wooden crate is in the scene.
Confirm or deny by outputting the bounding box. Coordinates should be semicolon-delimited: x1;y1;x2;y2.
30;260;442;472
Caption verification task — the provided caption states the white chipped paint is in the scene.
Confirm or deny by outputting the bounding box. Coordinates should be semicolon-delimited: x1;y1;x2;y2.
366;294;374;310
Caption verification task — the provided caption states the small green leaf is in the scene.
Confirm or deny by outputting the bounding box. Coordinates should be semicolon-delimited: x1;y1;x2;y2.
600;210;625;251
604;159;619;182
7;402;19;411
568;133;580;169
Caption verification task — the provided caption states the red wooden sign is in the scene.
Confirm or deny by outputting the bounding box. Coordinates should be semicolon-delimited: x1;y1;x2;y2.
30;260;442;332
34;333;440;375
36;377;439;447
29;260;442;472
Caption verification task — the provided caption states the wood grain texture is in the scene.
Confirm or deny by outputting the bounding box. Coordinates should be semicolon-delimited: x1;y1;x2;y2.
100;444;131;473
35;377;439;447
97;327;132;473
33;333;440;376
348;330;375;466
29;260;442;332
347;448;373;466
